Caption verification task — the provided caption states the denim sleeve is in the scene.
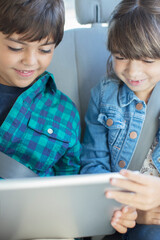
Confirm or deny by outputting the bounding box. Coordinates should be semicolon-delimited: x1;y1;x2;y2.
80;82;111;174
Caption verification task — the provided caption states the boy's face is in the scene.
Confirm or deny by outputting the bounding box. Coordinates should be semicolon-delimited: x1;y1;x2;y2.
112;53;160;102
0;32;55;88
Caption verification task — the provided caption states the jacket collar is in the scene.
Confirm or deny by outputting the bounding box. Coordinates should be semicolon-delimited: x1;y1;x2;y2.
118;83;141;107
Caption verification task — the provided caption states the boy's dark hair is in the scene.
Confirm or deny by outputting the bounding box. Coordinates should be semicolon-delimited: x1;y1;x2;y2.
107;0;160;77
0;0;65;47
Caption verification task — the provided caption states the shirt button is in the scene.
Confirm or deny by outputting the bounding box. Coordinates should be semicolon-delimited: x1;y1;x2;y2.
136;103;143;110
118;160;126;168
47;128;53;134
130;131;137;139
106;119;113;127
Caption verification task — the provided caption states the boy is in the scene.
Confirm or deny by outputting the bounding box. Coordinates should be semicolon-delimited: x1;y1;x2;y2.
0;0;81;177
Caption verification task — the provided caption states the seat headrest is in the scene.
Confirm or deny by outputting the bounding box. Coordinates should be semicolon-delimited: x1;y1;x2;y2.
75;0;121;25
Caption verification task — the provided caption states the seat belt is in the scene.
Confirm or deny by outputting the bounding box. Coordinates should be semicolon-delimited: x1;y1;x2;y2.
0;151;38;178
128;81;160;171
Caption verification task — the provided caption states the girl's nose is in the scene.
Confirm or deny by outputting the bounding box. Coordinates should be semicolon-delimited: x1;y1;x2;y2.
126;60;143;78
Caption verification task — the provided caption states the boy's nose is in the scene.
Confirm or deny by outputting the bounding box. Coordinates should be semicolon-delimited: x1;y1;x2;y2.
22;51;37;66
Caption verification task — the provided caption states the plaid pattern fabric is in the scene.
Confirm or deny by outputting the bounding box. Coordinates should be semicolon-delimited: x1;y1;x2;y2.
0;71;81;176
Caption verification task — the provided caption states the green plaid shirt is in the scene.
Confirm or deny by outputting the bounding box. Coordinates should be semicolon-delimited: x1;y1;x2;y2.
0;71;81;176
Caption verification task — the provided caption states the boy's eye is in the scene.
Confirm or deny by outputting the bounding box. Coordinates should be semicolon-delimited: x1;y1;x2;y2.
8;46;22;52
40;49;52;54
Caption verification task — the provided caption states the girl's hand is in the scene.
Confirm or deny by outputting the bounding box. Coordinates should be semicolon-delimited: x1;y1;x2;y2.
105;170;160;211
137;206;160;225
111;206;137;233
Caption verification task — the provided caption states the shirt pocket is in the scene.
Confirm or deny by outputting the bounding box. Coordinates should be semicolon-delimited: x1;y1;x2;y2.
20;112;74;172
98;112;126;146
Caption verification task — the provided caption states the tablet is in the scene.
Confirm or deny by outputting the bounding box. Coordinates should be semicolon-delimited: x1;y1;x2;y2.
0;173;124;240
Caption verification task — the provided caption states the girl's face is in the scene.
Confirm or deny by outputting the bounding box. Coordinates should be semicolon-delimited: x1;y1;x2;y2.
112;54;160;102
0;32;55;88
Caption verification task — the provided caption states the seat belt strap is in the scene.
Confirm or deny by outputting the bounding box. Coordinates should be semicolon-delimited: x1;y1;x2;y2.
128;81;160;171
0;151;38;178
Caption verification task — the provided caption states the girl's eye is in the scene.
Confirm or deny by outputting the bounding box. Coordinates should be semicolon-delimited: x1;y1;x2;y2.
40;49;52;54
115;55;125;60
8;46;22;52
143;59;154;64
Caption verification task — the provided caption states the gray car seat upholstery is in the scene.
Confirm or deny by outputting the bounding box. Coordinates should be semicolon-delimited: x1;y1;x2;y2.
47;0;121;137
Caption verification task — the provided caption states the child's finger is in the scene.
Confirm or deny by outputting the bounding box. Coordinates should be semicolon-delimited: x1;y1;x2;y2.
111;221;128;234
121;210;137;221
113;208;137;221
106;190;139;203
109;177;144;193
121;206;136;214
113;210;122;219
114;218;136;229
120;169;155;186
106;191;147;209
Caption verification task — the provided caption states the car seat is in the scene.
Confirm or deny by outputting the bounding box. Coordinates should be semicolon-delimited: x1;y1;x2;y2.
47;0;121;138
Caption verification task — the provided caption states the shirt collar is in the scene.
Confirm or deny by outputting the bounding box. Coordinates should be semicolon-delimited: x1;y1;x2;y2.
38;71;57;93
20;71;57;105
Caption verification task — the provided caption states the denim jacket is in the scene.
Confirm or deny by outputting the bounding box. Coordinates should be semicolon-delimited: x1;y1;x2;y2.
80;77;160;174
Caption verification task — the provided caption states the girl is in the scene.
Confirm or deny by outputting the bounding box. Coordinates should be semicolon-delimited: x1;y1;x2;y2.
81;0;160;239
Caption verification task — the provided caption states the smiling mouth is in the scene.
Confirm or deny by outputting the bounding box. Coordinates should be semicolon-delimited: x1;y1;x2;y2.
16;69;35;73
128;79;146;86
15;69;35;77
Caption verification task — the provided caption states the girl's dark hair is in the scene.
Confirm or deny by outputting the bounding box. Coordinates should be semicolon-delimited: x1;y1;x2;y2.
107;0;160;77
0;0;65;47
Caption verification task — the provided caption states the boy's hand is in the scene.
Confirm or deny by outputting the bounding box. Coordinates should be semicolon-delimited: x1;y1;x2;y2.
105;170;160;211
111;206;137;233
137;206;160;225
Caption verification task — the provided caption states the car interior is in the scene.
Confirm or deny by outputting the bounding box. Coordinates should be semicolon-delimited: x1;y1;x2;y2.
1;0;159;239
